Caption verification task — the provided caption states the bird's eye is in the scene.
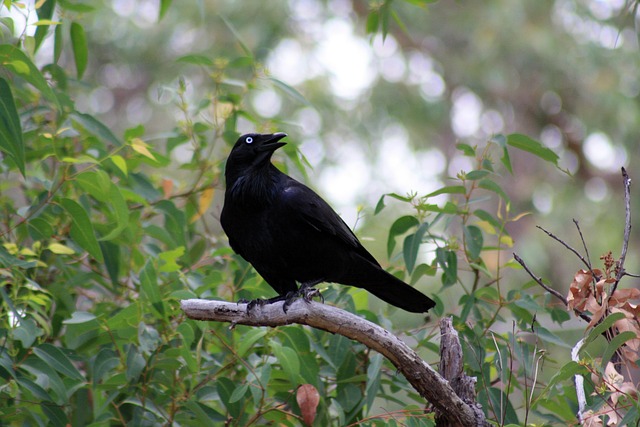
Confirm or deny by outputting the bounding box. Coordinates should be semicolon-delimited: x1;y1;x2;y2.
245;137;253;144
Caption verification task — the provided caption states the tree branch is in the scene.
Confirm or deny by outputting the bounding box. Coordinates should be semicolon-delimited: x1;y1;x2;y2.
613;166;632;291
180;298;487;427
512;253;592;324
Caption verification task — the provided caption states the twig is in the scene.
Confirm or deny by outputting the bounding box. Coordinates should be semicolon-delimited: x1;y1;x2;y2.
513;253;592;324
513;253;567;305
180;299;488;427
573;219;592;267
613;167;632;292
536;225;600;285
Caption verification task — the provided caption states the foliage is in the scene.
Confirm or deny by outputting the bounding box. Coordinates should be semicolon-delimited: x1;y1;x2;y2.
0;1;638;426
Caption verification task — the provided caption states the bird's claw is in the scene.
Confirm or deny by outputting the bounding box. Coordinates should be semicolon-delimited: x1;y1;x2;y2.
282;286;323;312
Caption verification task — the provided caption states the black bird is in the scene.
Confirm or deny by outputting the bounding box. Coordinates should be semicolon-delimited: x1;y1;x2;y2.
220;132;436;313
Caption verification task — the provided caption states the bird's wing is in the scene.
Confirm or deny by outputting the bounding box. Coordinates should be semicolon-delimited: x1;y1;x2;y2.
279;181;380;266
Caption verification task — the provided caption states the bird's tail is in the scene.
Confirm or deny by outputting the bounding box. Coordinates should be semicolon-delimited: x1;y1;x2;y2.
344;256;436;313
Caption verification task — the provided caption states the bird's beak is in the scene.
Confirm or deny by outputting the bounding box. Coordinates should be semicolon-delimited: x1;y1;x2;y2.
258;132;287;152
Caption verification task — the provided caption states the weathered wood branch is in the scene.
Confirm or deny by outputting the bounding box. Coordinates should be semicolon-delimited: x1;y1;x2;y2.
181;298;487;427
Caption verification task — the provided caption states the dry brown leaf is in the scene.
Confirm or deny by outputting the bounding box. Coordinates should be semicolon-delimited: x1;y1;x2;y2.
587;362;639;423
162;179;174;198
610;288;640;306
582;410;605;427
568;269;596;311
296;384;320;426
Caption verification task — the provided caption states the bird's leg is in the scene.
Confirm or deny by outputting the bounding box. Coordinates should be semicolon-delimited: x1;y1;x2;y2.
282;279;324;312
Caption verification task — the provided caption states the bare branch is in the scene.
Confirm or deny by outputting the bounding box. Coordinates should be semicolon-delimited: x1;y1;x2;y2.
571;338;587;423
536;225;599;282
180;299;487;427
512;253;592;324
438;318;484;426
513;253;567;305
572;219;592;267
613;167;632;292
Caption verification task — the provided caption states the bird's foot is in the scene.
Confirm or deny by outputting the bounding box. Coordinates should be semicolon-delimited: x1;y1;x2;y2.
238;296;285;313
282;285;323;312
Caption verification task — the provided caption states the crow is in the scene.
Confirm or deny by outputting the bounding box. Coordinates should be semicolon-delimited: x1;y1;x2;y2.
220;132;436;313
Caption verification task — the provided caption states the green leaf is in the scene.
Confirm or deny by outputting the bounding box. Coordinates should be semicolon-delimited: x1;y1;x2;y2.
40;402;68;427
402;222;429;273
271;341;300;384
465;170;490;180
478;178;510;204
28;217;54;240
34;0;57;52
33;343;84;381
101;240;120;288
364;353;383;412
110;154;128;176
92;348;119;384
54;23;63;63
76;170;111;202
184;400;227;424
156;200;187;249
99;183;130;241
583;312;626;348
125;345;146;382
366;10;379;34
176;54;214;66
424;185;466;198
218;377;243;418
229;383;249;403
507;133;559;166
70;22;88;79
0;77;25;176
16;376;52;401
236;328;267;357
62;311;97;324
0;244;37;268
159;0;172;20
280;327;318;386
268;77;311;106
138;322;161;355
140;261;165;317
420;201;460;214
464;225;483;261
380;0;391;39
436;247;457;287
0;44;60;110
535;326;572;348
493;134;513;173
601;331;637;369
70;111;123;147
220;15;253;57
473;209;504;231
386;215;419;257
158;246;185;272
544;361;588;392
410;262;436;285
12;317;42;348
60;198;104;262
456;143;476;156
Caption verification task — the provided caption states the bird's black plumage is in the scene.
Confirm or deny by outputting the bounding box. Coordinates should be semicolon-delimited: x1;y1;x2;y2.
220;132;436;313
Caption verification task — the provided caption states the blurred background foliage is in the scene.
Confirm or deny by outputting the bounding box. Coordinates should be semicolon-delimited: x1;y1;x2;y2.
1;0;639;425
14;0;637;284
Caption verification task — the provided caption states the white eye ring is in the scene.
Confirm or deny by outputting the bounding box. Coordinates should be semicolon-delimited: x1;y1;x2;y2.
245;137;253;144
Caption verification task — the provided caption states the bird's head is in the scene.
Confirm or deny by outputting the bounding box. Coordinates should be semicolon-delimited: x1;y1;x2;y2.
226;132;288;172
